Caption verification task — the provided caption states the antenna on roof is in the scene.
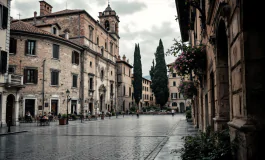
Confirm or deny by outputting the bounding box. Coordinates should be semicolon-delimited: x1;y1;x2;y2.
17;13;22;20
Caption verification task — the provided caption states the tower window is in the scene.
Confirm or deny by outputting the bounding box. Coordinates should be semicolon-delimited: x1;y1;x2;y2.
105;20;110;31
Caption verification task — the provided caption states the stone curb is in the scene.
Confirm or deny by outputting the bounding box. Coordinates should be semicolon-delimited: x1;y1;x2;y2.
0;130;28;136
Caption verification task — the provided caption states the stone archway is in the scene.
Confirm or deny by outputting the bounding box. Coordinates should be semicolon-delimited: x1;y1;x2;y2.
215;19;230;131
6;94;15;125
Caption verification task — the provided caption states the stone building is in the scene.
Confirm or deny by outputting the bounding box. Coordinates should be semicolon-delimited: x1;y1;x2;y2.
117;55;133;112
167;62;189;113
175;0;265;159
9;0;123;117
131;76;156;110
0;0;24;126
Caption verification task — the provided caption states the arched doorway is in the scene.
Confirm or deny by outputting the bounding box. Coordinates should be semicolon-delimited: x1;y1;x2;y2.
216;20;230;130
6;94;15;125
180;102;185;113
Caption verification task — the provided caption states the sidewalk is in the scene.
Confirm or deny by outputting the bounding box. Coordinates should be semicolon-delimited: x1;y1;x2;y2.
154;119;198;160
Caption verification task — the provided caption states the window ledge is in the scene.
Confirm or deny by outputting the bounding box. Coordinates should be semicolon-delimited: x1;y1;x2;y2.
72;87;78;89
25;54;37;57
25;83;37;85
50;85;59;87
52;58;60;61
72;63;79;66
9;53;16;55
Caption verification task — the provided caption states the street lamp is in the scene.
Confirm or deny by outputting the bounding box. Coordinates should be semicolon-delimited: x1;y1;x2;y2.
66;89;70;124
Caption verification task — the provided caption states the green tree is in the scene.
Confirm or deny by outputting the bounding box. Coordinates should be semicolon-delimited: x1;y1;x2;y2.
151;39;169;108
133;43;142;108
149;59;155;81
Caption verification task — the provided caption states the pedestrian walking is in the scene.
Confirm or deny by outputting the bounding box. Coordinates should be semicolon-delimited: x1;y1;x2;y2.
122;111;125;117
136;109;139;118
171;109;175;116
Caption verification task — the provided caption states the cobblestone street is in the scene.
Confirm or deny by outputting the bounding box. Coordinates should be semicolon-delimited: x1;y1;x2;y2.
0;115;191;160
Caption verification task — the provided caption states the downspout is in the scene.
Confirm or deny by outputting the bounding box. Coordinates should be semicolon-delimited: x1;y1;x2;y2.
80;49;85;121
42;59;46;116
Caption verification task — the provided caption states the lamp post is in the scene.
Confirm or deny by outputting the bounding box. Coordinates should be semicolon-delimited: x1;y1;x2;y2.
66;89;70;125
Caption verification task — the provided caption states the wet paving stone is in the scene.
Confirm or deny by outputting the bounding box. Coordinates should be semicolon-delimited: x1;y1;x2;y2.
0;115;185;160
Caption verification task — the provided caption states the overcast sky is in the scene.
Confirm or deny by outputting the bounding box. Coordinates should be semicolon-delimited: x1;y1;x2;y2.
11;0;181;76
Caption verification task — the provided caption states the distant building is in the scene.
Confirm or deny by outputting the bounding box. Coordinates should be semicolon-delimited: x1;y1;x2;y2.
167;62;190;113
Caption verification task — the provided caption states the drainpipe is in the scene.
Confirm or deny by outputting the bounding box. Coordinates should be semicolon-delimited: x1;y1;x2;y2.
80;49;85;122
42;59;46;116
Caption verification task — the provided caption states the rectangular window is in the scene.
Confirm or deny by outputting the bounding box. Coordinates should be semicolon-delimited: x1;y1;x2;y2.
90;61;92;67
0;4;8;29
110;42;113;54
89;77;93;90
171;93;177;99
89;26;94;41
173;73;176;77
51;70;59;86
24;68;38;84
0;51;7;74
9;38;17;54
72;51;79;65
8;66;15;73
53;44;59;59
129;87;131;97
53;27;57;35
72;74;78;88
25;40;36;55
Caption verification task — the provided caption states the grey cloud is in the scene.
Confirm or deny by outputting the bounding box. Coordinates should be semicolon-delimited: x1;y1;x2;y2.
120;22;180;75
111;1;147;15
96;0;107;6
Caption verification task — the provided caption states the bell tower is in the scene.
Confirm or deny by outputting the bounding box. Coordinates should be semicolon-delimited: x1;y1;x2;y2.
98;2;120;38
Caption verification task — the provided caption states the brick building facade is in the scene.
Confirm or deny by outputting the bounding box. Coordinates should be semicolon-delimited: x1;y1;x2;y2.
8;1;125;117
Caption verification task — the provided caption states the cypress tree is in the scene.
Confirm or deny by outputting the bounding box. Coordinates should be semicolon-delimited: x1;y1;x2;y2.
152;39;169;108
133;43;142;108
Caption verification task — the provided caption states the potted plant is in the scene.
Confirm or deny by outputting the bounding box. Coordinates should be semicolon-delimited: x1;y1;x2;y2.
59;114;67;125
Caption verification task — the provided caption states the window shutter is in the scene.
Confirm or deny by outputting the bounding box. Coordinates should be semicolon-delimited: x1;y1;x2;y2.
2;6;8;29
32;41;36;55
0;51;7;74
72;52;74;63
76;53;79;65
23;69;28;84
9;38;17;54
34;70;38;84
171;93;173;99
51;71;54;85
25;40;28;55
56;72;59;85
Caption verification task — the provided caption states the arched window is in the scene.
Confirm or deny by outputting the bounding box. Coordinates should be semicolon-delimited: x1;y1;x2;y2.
115;23;118;33
101;47;104;56
172;102;177;106
101;70;104;81
105;20;110;31
123;86;126;96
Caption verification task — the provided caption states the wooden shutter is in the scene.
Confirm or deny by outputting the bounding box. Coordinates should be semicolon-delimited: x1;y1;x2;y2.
51;71;54;85
55;72;59;85
34;70;38;84
23;69;28;84
76;52;79;65
32;41;36;55
9;38;17;54
2;6;8;29
25;40;28;55
171;93;173;99
0;51;7;74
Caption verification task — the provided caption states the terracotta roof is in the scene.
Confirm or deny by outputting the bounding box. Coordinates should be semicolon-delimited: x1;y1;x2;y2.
35;22;61;29
167;62;175;66
10;21;81;47
46;9;83;16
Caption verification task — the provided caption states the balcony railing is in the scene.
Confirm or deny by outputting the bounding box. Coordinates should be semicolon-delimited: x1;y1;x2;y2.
5;74;23;86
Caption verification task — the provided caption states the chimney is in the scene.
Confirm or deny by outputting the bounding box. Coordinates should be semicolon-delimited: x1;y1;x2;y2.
33;11;37;25
122;55;126;61
39;1;53;16
64;28;70;40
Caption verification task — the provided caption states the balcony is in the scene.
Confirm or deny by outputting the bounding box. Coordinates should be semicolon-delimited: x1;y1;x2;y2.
4;74;24;88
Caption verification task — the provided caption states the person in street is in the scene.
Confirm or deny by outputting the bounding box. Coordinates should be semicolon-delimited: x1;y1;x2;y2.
136;109;139;118
171;109;175;116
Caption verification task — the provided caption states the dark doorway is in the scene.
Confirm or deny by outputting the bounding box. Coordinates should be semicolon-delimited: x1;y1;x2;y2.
180;103;185;113
123;101;125;111
205;94;209;127
25;99;35;117
6;95;15;125
89;103;93;115
71;100;77;114
100;95;103;111
210;72;216;130
51;100;58;115
216;20;230;124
